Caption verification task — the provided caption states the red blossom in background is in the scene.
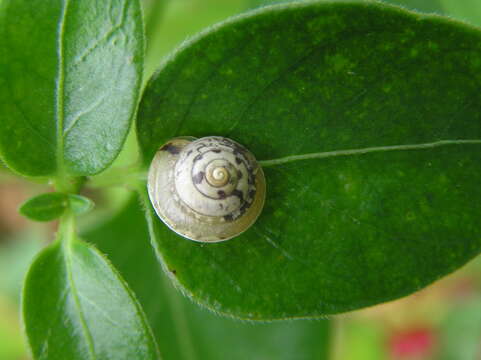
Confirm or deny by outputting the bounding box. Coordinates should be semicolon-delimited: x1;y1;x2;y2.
389;327;436;359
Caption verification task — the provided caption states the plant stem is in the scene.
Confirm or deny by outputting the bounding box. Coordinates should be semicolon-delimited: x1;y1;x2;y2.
56;209;76;246
54;175;85;194
86;166;147;189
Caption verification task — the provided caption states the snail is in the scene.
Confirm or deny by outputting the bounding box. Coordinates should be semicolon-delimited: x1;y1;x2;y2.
147;136;266;242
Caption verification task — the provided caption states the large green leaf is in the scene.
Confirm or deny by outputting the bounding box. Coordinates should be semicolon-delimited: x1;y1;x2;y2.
0;0;144;178
23;216;159;360
84;195;330;360
137;1;481;319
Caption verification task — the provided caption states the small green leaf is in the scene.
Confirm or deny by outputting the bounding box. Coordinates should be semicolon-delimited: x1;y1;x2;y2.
19;193;94;221
22;217;159;360
137;2;481;319
68;194;94;215
19;192;69;222
84;195;331;360
0;0;144;177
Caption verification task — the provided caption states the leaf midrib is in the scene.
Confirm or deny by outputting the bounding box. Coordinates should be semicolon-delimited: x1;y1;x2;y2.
258;139;481;167
61;218;97;360
55;0;69;179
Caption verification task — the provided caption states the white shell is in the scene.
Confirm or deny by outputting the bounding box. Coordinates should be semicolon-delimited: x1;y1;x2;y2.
147;136;266;242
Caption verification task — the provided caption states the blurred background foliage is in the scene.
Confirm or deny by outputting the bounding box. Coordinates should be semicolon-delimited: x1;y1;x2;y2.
1;0;480;359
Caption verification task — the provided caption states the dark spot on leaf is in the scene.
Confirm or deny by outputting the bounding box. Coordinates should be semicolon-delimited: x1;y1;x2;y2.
170;269;177;275
218;190;227;199
224;214;234;221
235;157;242;165
212;149;221;153
237;170;243;179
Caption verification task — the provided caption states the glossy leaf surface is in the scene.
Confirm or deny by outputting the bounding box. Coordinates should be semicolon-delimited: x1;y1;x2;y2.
23;221;159;360
137;2;481;318
84;195;330;360
0;0;144;177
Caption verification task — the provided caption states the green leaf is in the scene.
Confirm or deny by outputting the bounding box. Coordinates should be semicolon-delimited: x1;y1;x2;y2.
19;192;69;222
22;216;159;360
84;195;331;360
19;193;94;221
137;1;481;319
68;194;94;215
0;0;144;177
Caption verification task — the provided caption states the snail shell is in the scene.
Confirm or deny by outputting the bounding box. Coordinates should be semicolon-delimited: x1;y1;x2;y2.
147;136;266;242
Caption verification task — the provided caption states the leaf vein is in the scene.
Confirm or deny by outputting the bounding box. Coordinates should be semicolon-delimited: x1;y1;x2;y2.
259;139;481;167
63;233;97;360
55;0;69;177
78;293;122;327
71;2;128;67
63;94;107;137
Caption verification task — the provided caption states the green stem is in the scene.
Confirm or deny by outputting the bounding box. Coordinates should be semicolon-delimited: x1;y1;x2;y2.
259;139;481;167
56;209;76;246
54;175;86;194
86;165;147;189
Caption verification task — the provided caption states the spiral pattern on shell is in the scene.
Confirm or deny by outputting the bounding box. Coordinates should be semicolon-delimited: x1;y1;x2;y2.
147;136;265;242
